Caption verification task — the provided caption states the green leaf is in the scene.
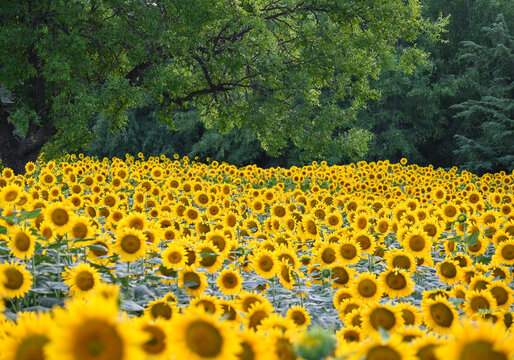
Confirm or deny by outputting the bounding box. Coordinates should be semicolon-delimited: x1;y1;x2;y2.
0;225;6;235
86;244;109;253
463;232;479;247
446;236;463;243
18;209;42;222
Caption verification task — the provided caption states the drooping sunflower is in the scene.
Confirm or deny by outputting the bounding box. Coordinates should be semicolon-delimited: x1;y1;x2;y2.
46;295;147;360
421;296;458;334
168;308;240;360
379;268;414;299
361;303;404;335
7;225;36;259
178;267;208;297
113;228;147;262
63;263;102;298
217;267;243;296
351;272;383;303
435;319;514;360
0;261;33;298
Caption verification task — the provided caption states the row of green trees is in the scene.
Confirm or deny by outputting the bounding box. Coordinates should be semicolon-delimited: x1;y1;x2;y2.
87;0;513;173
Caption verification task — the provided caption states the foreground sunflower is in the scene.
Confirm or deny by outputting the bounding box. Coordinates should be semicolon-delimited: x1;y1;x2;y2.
436;318;514;360
346;333;416;360
46;296;147;360
168;308;240;360
0;261;33;298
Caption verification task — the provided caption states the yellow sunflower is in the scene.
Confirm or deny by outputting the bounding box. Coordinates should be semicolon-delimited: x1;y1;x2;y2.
492;239;514;265
336;239;362;265
251;250;278;279
7;225;36;259
168;308;240;360
346;333;416;360
46;295;147;360
361;303;404;335
43;202;74;235
144;299;178;320
0;261;33;298
487;280;514;310
217;267;243;296
246;301;274;331
351;272;383;303
178;267;208;297
63;263;102;298
435;259;461;285
463;289;497;316
379;268;415;299
236;329;277;360
161;243;187;270
421;296;458;334
113;228;147;262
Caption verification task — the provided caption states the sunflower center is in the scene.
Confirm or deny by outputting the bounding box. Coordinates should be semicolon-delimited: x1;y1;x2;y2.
5;190;18;202
409;235;426;251
356;235;371;250
424;224;437;237
72;223;88;239
385;272;407;290
401;309;415;325
321;248;336;263
440;262;457;278
92;242;108;257
470;296;490;312
211;236;226;252
222;273;238;289
328;215;339;225
51;209;69;226
444;206;457;218
15;334;49;360
183;272;201;290
460;340;507;360
358;279;377;298
248;310;268;331
200;248;217;267
4;267;23;290
392;255;411;270
14;232;31;251
332;267;349;285
429;303;454;327
74;320;123;360
490;286;508;306
150;302;173;320
75;271;95;291
340;244;357;259
259;256;274;272
369;308;396;331
280;266;291;283
168;251;182;263
343;330;360;342
416;344;437;360
120;235;141;254
185;321;223;358
366;345;401;360
238;342;255;360
501;245;514;260
291;311;306;325
142;325;166;354
306;220;317;235
275;206;286;217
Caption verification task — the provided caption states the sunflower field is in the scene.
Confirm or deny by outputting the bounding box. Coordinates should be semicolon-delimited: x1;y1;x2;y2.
0;154;513;360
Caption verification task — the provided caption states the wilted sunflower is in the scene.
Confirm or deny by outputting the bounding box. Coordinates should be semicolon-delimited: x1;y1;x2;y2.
0;261;33;298
168;308;240;360
63;263;102;298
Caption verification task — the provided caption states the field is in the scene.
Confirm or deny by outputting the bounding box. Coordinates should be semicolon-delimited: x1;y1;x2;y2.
0;154;513;360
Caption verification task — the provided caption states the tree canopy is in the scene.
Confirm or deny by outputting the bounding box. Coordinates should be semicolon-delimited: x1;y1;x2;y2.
0;0;446;173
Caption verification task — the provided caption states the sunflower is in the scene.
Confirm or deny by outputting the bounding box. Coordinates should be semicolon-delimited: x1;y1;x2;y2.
487;280;514;310
394;302;421;326
238;291;270;313
336;239;362;265
361;303;404;335
43;202;74;235
384;249;416;272
69;216;96;241
379;268;414;299
286;306;311;330
236;329;276;360
277;260;295;290
46;295;147;360
435;319;514;360
7;225;36;259
316;242;338;267
301;215;319;240
333;288;353;310
144;299;178;320
178;267;208;297
441;202;459;222
402;230;432;258
133;318;172;360
492;239;514;265
463;289;497;316
0;261;33;298
352;230;376;254
410;332;445;360
336;326;363;344
435;259;461;285
197;242;223;273
0;184;24;207
351;272;383;303
191;294;221;316
168;308;240;360
162;243;187;270
113;228;147;262
246;301;274;331
217;267;243;296
329;264;354;289
325;211;343;229
0;311;52;360
63;263;102;298
251;250;277;279
347;333;416;360
206;231;232;255
421;296;458;334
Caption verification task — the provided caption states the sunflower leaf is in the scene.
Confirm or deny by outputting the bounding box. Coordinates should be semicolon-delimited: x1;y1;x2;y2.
463;232;479;247
18;209;42;222
121;300;144;312
0;225;6;235
446;236;463;243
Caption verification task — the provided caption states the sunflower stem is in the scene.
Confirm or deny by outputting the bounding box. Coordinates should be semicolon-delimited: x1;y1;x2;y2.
272;276;277;307
125;261;131;290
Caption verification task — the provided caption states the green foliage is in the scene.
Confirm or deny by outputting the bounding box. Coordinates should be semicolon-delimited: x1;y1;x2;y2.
0;0;444;168
453;14;514;173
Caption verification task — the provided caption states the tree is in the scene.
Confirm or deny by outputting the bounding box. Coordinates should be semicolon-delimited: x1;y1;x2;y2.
0;0;445;173
453;14;514;173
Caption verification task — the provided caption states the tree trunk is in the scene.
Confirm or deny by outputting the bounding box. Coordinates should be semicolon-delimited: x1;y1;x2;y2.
0;108;56;175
